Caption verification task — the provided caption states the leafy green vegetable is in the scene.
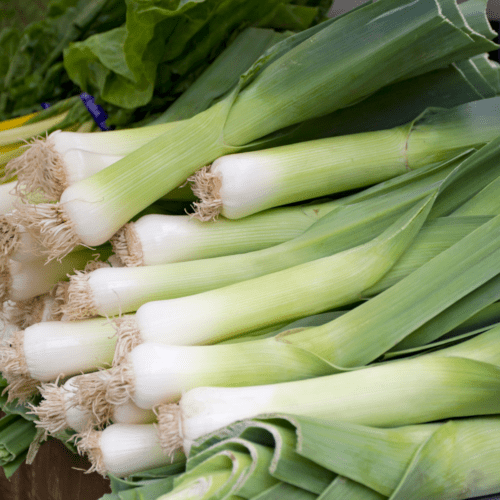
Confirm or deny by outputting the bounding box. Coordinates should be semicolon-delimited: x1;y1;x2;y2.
63;0;328;110
0;414;36;478
0;0;126;120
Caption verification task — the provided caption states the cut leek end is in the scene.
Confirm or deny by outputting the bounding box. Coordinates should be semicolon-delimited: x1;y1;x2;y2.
2;372;40;404
73;371;115;429
31;382;69;437
0;330;27;378
76;428;106;476
64;271;98;320
51;281;70;321
113;317;142;367
0;216;19;259
188;165;223;221
10;201;81;262
110;223;144;267
0;258;11;303
3;295;52;330
156;403;184;457
105;363;135;408
4;133;67;203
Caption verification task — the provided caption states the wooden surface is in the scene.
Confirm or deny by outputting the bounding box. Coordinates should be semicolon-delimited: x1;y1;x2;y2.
0;411;111;500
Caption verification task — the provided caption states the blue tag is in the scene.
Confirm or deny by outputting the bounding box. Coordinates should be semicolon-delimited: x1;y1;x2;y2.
40;103;51;109
80;92;110;131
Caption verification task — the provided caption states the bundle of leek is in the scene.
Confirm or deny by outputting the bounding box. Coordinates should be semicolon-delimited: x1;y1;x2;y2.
155;325;500;455
61;138;500;321
13;0;499;260
79;201;500;419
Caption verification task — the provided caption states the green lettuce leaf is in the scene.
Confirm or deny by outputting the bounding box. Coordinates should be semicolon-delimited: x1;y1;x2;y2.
63;0;329;110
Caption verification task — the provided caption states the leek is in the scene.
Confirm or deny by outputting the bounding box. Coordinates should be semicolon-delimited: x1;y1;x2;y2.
14;0;498;259
64;181;436;320
108;195;431;358
111;200;338;267
99;202;500;411
104;310;500;415
33;378;156;436
0;318;118;388
77;424;186;477
0;414;36;478
103;144;500;284
159;354;500;454
71;212;486;322
190;98;500;220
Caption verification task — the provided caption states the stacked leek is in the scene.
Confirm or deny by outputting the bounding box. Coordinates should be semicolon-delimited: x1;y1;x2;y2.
2;1;500;497
9;0;500;260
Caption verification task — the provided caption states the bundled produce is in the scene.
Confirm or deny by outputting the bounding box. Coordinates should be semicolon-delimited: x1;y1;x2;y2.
155;326;500;455
12;0;499;260
1;27;291;204
0;414;36;479
3;1;500;499
188;97;500;220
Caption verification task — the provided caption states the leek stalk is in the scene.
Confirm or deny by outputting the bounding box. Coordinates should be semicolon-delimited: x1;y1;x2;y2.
104;311;500;414
0;414;36;478
67;214;486;321
190;98;500;220
100;203;500;411
111;200;338;267
33;378;156;436
1;319;117;381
